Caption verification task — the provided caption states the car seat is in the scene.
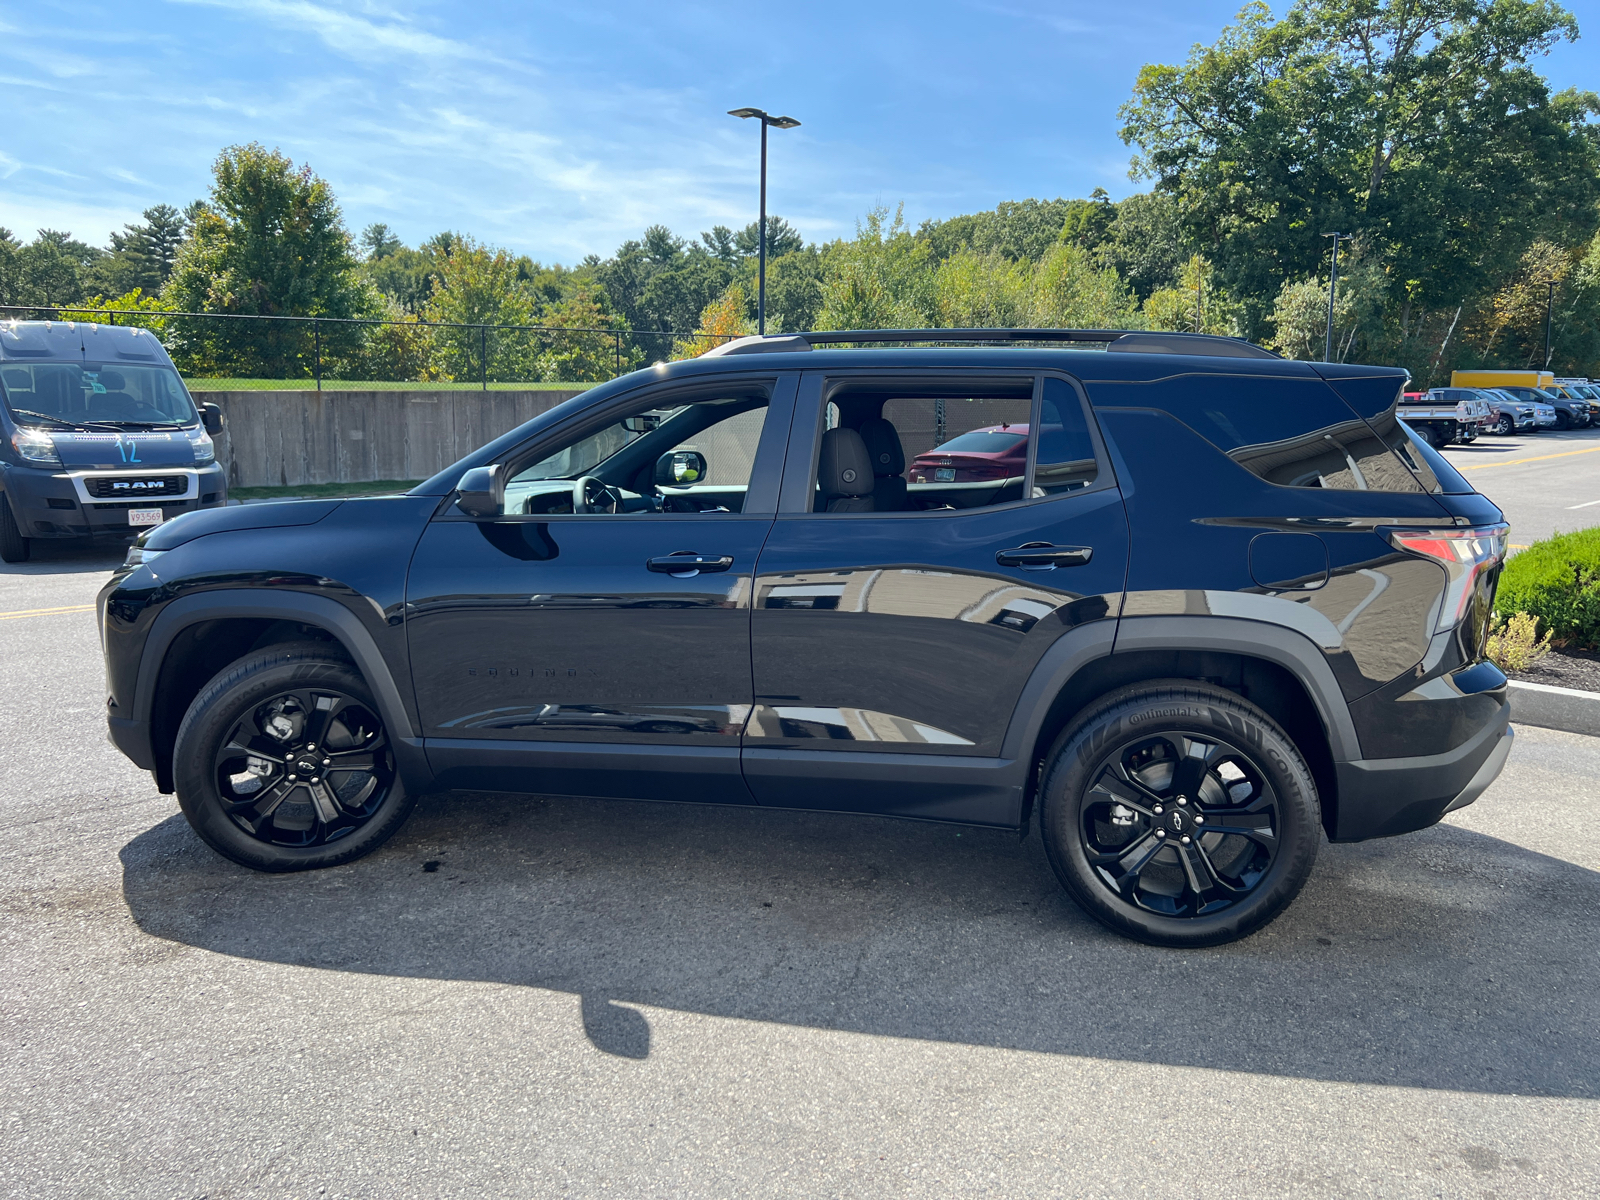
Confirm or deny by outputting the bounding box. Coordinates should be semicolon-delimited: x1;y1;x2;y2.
817;427;875;512
858;417;908;510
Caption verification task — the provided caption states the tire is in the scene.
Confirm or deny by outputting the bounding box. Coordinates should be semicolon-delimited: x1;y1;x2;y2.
1496;414;1515;436
0;494;30;563
172;643;415;872
1039;681;1321;948
1556;412;1571;430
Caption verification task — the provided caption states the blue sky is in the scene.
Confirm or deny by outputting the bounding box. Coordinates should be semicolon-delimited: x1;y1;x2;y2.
3;0;1597;265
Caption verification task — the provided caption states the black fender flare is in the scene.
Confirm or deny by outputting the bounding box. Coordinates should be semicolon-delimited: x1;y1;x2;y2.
1108;616;1361;762
999;614;1361;769
132;589;428;784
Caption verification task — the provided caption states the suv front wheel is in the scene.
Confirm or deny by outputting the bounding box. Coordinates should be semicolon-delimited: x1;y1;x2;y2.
172;643;416;872
1040;681;1321;947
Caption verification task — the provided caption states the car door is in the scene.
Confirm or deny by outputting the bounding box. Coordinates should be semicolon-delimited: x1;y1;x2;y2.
407;374;797;804
743;370;1129;825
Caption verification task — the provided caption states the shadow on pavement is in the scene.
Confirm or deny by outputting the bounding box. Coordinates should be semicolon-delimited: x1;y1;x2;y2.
0;537;126;576
120;789;1600;1097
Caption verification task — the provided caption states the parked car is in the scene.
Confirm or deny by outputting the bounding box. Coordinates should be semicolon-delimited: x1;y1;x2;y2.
1498;384;1591;429
100;327;1513;948
1479;388;1539;435
0;322;227;562
907;423;1030;483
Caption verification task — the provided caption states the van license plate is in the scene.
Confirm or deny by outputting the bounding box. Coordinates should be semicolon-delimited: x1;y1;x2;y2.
935;468;956;481
128;508;164;526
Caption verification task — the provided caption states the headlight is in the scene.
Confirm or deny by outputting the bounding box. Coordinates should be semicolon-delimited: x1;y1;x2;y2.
123;545;166;567
186;427;215;466
11;426;61;467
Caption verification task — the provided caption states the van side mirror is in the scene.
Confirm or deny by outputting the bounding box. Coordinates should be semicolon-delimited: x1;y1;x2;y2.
655;450;708;486
200;403;224;436
455;465;504;518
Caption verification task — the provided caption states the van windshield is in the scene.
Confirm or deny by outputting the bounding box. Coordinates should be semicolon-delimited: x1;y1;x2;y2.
0;362;198;429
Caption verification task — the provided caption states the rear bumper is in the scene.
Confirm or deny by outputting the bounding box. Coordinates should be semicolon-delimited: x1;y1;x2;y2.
1331;702;1512;841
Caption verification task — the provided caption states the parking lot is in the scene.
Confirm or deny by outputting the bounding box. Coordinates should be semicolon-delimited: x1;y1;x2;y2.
3;436;1599;1199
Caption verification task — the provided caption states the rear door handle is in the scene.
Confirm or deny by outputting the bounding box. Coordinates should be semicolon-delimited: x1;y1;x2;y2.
995;543;1093;570
647;551;735;578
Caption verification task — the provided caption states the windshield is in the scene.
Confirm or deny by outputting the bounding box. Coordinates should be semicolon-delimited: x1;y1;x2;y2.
0;362;198;428
930;430;1027;454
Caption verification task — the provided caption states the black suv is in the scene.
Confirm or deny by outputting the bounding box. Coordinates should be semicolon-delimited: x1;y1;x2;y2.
99;329;1514;947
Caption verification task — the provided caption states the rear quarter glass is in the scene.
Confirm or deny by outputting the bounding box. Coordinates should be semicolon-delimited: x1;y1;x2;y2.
1083;374;1425;494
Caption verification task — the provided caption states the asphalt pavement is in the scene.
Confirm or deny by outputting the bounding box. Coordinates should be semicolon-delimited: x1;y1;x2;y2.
3;475;1600;1199
1441;424;1600;543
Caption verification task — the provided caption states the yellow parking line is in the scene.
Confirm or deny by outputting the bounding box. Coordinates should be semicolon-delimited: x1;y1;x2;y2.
1462;445;1600;470
0;603;96;620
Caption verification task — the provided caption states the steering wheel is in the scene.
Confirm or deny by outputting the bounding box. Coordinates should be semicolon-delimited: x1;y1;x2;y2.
572;475;619;514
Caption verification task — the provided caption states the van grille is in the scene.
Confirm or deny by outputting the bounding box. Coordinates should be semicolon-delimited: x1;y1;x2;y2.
85;476;188;498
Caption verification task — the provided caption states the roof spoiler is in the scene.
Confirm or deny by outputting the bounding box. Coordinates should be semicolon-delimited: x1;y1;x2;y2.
702;328;1280;360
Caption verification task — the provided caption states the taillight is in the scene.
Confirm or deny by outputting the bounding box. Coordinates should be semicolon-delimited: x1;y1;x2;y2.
1383;524;1509;633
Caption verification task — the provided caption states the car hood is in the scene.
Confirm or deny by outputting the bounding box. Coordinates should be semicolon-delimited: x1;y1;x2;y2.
48;429;200;469
142;499;344;550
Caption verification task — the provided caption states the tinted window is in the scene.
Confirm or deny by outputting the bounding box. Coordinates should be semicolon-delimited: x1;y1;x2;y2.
816;386;1033;513
1;361;197;427
1087;374;1423;493
1033;377;1100;496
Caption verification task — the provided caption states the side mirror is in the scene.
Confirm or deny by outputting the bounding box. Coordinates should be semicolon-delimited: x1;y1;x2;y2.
655;450;708;486
455;464;504;518
200;402;224;436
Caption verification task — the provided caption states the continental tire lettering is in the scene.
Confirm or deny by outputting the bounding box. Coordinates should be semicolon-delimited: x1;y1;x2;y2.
1127;707;1195;725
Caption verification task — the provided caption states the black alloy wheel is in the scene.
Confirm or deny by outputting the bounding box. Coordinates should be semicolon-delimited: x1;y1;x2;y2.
1040;681;1320;947
0;494;30;563
173;643;415;872
1556;411;1572;430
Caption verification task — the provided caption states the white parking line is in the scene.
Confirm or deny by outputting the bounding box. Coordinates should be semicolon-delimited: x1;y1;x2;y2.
1567;499;1600;510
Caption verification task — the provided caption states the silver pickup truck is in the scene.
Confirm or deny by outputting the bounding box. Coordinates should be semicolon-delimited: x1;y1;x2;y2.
1400;389;1492;446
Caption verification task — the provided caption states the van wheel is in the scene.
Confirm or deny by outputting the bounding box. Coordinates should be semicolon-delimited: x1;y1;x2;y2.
172;643;415;872
1039;681;1321;948
0;495;30;563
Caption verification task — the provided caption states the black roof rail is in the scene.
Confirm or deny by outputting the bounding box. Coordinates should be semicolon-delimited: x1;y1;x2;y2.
701;328;1280;360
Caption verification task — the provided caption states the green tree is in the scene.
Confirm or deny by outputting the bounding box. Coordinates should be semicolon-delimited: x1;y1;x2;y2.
1121;0;1600;336
934;250;1032;328
1097;191;1192;300
918;199;1076;264
1029;242;1144;329
164;143;374;376
87;205;186;298
763;246;826;332
816;206;938;330
423;235;538;381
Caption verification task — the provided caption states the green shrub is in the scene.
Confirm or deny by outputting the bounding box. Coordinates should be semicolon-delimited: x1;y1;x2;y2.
1494;527;1600;648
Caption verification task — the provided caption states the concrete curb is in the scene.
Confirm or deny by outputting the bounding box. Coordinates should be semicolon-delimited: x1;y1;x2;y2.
1508;679;1600;737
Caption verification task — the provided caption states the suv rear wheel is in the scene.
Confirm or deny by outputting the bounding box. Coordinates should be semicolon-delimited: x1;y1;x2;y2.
1039;681;1320;947
172;643;415;872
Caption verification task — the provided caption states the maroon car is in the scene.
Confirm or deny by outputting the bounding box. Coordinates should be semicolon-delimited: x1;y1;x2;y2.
908;423;1029;483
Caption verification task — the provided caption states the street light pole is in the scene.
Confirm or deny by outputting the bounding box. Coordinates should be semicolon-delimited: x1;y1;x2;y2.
728;107;801;337
1322;232;1345;362
1546;280;1556;371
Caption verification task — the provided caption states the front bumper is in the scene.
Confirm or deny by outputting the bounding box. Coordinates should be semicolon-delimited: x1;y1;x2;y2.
3;463;227;538
1331;703;1512;841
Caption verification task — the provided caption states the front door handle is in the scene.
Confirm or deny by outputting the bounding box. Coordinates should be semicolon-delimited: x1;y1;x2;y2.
647;551;735;578
995;543;1093;570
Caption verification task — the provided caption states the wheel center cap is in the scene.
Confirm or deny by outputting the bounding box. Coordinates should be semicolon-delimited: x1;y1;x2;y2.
1167;810;1188;834
295;757;321;778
